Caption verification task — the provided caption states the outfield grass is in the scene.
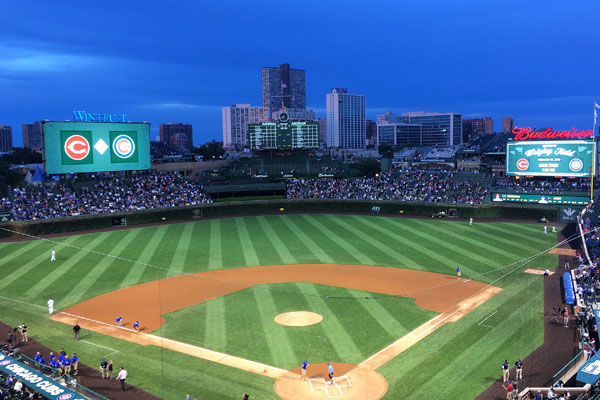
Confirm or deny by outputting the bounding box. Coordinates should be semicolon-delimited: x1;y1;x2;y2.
0;215;558;399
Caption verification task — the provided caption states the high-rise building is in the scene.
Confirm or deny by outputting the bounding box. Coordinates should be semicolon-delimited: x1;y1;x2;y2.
22;122;42;152
261;64;306;114
484;117;494;134
366;120;377;147
377;110;406;126
502;116;514;133
222;104;269;149
326;88;366;149
159;123;193;150
401;111;462;146
318;118;327;148
463;118;486;142
377;123;422;146
0;125;13;153
272;108;315;122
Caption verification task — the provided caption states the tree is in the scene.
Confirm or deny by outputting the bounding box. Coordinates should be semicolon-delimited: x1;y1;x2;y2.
358;158;381;177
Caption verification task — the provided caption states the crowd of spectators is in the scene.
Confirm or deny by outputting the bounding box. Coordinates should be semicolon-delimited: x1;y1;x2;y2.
286;170;489;204
0;373;44;400
495;178;591;194
0;172;212;220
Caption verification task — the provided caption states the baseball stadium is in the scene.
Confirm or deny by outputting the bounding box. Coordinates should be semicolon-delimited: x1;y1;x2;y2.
0;122;599;400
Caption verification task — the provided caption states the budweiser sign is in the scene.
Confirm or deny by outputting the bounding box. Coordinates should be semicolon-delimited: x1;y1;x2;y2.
512;126;593;141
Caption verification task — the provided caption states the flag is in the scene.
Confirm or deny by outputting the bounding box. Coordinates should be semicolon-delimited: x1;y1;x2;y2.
595;100;599;128
281;82;287;89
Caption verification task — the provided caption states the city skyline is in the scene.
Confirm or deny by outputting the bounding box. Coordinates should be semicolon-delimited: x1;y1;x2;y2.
1;1;598;147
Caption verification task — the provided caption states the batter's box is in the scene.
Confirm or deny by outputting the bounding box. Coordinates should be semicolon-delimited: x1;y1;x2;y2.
326;384;343;398
309;378;327;390
334;376;351;388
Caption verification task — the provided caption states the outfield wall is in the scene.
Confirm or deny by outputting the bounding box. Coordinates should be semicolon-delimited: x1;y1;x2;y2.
0;200;559;238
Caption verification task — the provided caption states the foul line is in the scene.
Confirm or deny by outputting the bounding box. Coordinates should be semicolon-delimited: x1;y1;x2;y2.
478;311;498;327
80;340;119;357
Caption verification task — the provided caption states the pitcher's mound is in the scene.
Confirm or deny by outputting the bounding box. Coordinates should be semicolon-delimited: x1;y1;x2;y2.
275;311;323;326
274;363;387;400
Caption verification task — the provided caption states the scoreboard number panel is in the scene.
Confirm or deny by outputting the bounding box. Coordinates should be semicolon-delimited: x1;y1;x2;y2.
249;113;319;150
43;121;151;174
506;140;596;177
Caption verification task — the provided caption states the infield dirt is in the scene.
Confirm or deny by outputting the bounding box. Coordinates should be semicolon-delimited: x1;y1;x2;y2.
50;264;500;399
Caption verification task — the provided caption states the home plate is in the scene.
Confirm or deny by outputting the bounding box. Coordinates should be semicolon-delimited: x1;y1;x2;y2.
524;269;554;276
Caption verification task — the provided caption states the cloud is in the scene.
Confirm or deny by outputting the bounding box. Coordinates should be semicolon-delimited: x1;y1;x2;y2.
0;43;127;74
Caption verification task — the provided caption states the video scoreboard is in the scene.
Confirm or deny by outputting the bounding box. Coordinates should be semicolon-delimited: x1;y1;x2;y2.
42;121;151;174
248;112;319;150
506;140;596;177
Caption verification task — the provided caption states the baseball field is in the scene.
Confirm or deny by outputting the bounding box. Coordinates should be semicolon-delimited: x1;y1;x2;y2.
0;214;559;399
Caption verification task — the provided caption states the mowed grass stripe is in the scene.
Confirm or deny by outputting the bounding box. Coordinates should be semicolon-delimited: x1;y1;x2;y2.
23;233;112;299
378;218;483;274
279;216;335;264
119;226;169;288
61;229;141;307
234;217;260;266
208;219;223;270
483;223;551;246
324;215;412;267
301;283;363;362
251;286;296;367
348;216;429;269
181;221;211;272
204;296;227;349
346;291;410;336
256;216;297;264
167;222;195;276
444;221;542;254
0;240;47;266
151;223;186;270
0;236;79;292
301;215;375;265
410;219;522;262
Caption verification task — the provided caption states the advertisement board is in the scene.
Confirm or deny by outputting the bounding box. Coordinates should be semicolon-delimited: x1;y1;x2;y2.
491;192;589;205
42;121;150;174
506;140;596;177
0;353;87;400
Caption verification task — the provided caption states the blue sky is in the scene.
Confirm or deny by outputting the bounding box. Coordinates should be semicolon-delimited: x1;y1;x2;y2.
1;0;598;146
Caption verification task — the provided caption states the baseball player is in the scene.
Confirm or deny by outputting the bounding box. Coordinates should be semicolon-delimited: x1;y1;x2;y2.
456;266;462;278
133;321;140;331
544;226;547;234
469;217;473;226
51;249;56;261
301;360;308;381
115;316;123;327
47;298;54;314
327;363;334;385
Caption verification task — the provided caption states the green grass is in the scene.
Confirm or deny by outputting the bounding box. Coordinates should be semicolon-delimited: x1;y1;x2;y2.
155;282;438;369
0;215;559;399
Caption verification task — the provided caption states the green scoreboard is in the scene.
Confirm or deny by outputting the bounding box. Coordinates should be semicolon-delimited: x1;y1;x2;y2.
491;192;589;205
42;121;151;174
248;112;319;150
506;140;596;177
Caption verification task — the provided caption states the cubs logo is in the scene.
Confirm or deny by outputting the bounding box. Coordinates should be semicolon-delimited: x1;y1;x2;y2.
64;135;90;161
112;135;135;159
0;360;11;366
569;158;583;172
516;158;529;171
58;394;74;400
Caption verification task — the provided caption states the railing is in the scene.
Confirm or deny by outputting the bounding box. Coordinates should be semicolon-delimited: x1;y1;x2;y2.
16;353;110;400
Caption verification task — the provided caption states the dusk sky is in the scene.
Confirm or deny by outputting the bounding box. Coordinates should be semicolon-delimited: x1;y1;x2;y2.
1;1;598;146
